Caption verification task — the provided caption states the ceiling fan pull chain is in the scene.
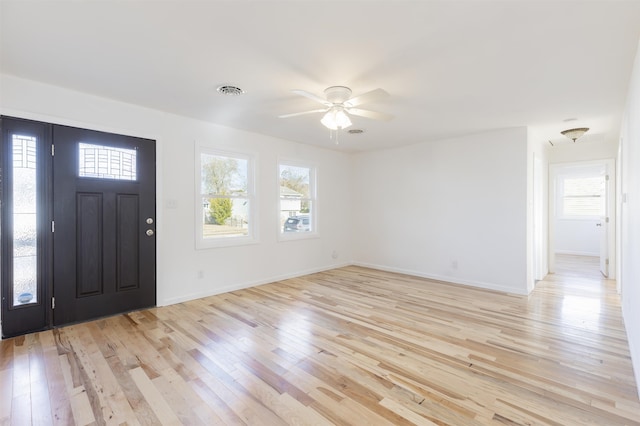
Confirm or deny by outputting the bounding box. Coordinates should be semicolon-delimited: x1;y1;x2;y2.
330;128;340;145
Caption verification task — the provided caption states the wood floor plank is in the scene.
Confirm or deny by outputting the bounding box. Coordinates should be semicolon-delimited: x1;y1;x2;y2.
11;336;32;426
39;331;74;425
0;368;13;423
1;254;639;424
129;367;182;426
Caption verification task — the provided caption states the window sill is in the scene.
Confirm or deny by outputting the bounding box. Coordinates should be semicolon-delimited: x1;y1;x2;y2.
278;231;319;242
196;236;258;250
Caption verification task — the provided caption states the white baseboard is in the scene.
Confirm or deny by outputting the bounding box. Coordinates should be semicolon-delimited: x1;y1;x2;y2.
159;261;351;306
554;250;599;257
622;304;640;399
160;259;530;306
352;261;529;296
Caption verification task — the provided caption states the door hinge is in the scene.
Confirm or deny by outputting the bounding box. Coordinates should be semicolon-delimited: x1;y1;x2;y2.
51;221;55;233
51;144;55;156
606;217;609;223
606;259;609;265
52;297;55;309
605;174;609;181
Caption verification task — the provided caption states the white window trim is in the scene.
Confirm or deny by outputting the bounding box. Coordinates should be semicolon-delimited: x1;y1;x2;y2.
556;173;604;221
195;145;258;249
278;158;318;241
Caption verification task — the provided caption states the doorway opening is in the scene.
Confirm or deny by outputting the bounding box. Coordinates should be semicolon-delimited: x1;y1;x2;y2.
549;159;615;279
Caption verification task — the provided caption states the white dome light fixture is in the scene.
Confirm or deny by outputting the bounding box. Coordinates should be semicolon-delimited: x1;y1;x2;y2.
560;127;589;142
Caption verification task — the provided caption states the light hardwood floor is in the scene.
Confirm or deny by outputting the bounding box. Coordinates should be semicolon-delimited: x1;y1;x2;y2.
2;257;639;425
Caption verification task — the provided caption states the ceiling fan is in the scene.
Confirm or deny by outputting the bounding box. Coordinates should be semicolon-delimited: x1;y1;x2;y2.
279;86;393;130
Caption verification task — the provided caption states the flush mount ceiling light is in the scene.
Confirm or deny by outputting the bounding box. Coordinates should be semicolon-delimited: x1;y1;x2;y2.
560;127;589;142
216;85;244;96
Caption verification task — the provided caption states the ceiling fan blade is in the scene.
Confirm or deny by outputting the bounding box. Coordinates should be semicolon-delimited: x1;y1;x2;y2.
279;108;327;118
345;88;389;107
292;89;332;106
348;108;394;121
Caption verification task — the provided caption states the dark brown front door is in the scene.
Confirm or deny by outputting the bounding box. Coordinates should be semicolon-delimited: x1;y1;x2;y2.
52;125;156;326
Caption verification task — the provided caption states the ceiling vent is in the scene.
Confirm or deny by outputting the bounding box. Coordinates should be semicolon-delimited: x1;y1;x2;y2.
216;85;244;96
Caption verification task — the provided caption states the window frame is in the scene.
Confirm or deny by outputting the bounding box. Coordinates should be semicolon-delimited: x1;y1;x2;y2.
195;145;257;249
78;142;138;181
556;173;605;221
278;159;318;241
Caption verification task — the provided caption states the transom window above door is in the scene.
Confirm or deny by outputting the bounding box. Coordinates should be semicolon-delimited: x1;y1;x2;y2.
78;142;137;180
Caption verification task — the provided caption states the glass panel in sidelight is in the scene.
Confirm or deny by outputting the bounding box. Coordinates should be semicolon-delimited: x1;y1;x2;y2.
12;135;38;306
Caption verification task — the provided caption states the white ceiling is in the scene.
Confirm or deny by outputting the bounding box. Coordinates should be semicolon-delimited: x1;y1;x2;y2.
1;1;639;152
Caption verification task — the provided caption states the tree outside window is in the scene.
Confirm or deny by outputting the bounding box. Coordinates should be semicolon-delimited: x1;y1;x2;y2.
198;150;253;245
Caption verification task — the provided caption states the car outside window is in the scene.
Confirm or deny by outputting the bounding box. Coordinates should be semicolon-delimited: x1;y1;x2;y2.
279;161;316;238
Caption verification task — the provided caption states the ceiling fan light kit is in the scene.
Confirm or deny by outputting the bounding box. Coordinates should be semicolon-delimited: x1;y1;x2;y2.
560;127;589;142
279;85;393;140
321;107;352;130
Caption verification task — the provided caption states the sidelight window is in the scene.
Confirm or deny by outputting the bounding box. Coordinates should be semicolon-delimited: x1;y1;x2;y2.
11;135;38;305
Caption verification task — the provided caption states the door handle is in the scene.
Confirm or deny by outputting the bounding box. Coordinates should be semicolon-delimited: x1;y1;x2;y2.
596;223;602;227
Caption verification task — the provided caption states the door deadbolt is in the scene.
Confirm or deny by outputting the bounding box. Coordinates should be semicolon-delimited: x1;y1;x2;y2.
146;229;154;236
146;217;154;224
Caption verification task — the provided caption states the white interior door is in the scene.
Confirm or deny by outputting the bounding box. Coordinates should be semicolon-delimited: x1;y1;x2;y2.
599;216;608;277
599;170;611;277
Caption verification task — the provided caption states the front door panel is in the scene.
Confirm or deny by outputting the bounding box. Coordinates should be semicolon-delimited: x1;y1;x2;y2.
52;125;156;325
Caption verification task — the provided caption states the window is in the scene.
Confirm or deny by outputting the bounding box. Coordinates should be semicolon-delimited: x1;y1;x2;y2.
279;161;316;237
558;175;605;218
78;143;137;180
196;147;255;248
12;135;38;305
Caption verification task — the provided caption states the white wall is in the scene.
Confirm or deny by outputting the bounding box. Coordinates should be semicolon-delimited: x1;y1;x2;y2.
352;127;529;295
619;40;640;396
549;138;618;163
554;219;600;255
0;74;354;306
